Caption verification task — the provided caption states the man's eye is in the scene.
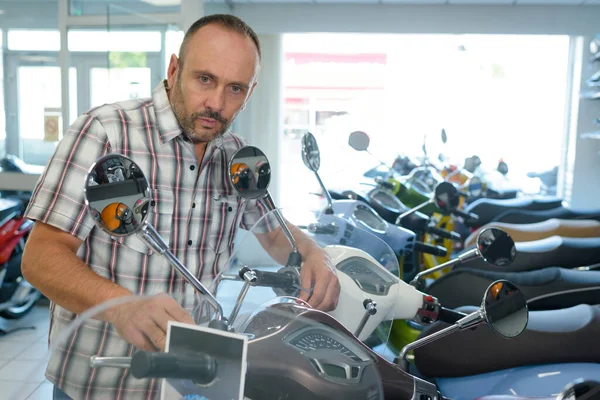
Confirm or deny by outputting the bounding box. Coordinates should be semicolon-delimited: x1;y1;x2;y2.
231;86;242;93
200;76;211;83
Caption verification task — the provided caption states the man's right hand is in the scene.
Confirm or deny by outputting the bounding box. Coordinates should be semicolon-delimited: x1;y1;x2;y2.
108;293;196;352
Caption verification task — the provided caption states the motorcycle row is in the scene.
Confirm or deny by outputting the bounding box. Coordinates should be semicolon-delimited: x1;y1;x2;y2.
3;128;600;400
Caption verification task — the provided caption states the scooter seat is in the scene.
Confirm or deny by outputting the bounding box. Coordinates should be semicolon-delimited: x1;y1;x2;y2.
458;236;600;272
413;304;600;378
464;218;600;247
427;266;600;309
463;197;563;226
493;207;600;225
475;396;553;400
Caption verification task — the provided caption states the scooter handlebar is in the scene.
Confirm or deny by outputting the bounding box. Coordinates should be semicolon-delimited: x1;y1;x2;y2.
239;267;299;291
425;226;462;242
454;209;479;222
437;307;468;325
413;241;448;257
130;351;217;384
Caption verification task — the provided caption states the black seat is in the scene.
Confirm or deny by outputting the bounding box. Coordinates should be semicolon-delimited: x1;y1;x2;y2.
427;266;600;309
457;236;600;272
462;196;563;226
493;207;600;225
414;304;600;378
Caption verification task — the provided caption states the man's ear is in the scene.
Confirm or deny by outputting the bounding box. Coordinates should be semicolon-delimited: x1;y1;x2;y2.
242;81;259;111
166;54;180;89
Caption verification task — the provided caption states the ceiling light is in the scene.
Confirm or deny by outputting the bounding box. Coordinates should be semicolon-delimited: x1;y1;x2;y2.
141;0;181;6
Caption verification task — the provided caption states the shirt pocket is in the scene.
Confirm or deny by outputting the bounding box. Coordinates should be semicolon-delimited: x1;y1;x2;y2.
208;194;242;254
112;189;175;256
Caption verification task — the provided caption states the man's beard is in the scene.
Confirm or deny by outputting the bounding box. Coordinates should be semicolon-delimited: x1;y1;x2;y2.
170;79;232;144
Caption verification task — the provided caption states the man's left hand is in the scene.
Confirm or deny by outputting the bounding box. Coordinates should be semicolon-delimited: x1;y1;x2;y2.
297;249;341;311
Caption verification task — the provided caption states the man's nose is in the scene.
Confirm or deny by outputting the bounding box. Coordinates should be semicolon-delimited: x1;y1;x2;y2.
204;87;226;113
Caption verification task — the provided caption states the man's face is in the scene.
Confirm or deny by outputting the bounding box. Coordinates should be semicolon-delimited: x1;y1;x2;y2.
167;24;259;143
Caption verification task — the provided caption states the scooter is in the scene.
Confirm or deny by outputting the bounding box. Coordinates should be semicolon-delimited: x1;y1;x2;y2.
0;197;40;323
0;155;42;324
299;132;448;282
53;151;531;400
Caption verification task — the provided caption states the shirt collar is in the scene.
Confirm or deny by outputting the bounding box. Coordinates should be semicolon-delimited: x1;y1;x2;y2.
152;79;224;149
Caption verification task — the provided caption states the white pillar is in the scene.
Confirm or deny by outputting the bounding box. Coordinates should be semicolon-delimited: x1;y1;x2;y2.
563;36;600;209
180;0;204;32
232;34;283;205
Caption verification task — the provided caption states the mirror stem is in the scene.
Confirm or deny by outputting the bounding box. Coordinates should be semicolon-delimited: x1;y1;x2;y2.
263;192;300;255
394;308;485;371
139;224;226;325
395;199;434;224
409;248;480;287
313;171;334;215
394;324;460;371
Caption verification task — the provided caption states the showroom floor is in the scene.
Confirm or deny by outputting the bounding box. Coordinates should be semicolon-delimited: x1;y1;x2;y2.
0;303;52;399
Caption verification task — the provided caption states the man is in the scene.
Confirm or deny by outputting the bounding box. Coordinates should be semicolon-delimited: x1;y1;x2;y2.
21;14;340;400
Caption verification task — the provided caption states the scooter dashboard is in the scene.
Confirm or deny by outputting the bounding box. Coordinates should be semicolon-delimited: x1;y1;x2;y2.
338;256;397;296
353;204;387;232
284;325;373;384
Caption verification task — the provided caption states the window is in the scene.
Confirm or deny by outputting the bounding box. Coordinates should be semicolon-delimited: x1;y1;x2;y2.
280;33;571;212
8;30;60;51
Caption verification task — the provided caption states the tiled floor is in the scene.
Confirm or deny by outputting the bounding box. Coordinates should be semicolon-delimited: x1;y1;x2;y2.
0;303;53;399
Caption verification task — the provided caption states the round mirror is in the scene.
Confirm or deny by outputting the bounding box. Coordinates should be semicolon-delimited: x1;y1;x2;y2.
84;154;151;237
229;146;271;200
558;379;600;400
482;280;528;338
348;131;370;151
441;128;448;144
477;228;516;266
468;176;483;197
591;38;600;55
301;132;320;172
433;181;460;213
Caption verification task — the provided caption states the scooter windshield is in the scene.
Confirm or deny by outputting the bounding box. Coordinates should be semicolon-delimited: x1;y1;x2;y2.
48;207;389;399
49;291;385;400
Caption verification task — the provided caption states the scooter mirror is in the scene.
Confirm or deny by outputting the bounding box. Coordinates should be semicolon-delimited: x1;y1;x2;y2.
301;132;320;172
481;280;528;338
229;146;271;200
468;176;483;197
433;181;460;213
441;128;447;144
558;378;600;400
84;154;150;237
477;228;516;267
348;131;370;151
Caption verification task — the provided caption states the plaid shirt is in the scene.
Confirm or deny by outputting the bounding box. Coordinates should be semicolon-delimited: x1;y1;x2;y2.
25;80;273;400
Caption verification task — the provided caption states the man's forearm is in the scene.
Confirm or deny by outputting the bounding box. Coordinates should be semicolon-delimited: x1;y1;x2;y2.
22;241;133;321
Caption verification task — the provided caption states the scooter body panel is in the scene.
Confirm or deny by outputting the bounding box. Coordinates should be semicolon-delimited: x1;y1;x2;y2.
436;363;600;399
328;200;415;255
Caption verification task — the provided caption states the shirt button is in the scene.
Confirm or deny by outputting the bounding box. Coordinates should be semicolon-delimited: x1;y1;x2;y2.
192;203;196;208
188;240;193;245
190;165;195;171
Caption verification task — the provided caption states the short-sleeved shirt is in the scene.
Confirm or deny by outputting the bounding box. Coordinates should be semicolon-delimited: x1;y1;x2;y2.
24;80;274;400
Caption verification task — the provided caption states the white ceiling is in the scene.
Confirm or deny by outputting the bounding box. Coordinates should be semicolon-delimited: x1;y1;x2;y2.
202;0;600;4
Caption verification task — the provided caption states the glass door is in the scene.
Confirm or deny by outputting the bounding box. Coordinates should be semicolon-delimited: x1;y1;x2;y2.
5;54;78;167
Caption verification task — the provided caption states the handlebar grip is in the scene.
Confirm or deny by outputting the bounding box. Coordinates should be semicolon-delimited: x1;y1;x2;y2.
413;241;448;257
379;181;395;190
252;269;298;290
454;209;479;222
130;351;217;384
437;307;468;324
308;223;337;235
426;226;462;242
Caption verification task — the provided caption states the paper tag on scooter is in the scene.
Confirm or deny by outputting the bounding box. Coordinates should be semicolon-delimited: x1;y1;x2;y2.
160;321;248;400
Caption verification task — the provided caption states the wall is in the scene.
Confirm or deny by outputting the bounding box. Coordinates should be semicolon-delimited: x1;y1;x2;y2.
227;4;600;36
